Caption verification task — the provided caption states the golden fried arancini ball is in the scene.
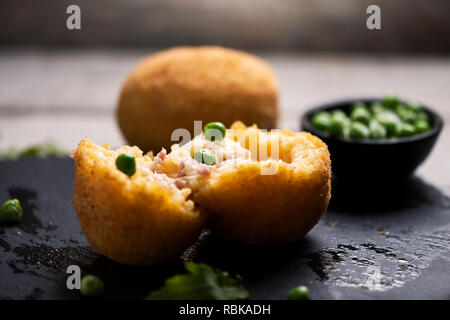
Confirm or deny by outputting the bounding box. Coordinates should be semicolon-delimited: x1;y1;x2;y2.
72;122;330;264
117;46;279;152
71;138;205;265
163;121;331;245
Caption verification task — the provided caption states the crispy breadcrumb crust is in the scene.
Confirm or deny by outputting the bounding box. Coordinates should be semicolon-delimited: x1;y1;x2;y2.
117;46;279;152
71;138;204;265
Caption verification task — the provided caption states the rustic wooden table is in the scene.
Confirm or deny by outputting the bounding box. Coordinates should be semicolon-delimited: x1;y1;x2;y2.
0;49;449;192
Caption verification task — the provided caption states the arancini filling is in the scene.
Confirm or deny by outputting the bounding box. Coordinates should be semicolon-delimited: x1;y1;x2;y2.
94;121;327;214
132;126;324;196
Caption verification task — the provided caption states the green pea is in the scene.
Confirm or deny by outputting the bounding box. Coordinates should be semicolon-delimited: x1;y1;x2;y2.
396;106;417;124
311;111;331;131
370;102;386;115
369;119;387;139
406;102;421;113
329;118;350;138
351;106;371;125
193;149;216;165
382;95;399;109
329;110;350;137
404;102;429;122
288;286;310;300
350;101;367;112
349;122;370;140
414;119;431;134
0;199;23;222
342;126;351;139
80;275;104;297
331;109;348;120
375;112;401;136
203;122;226;141
115;153;136;177
416;110;429;122
398;122;416;137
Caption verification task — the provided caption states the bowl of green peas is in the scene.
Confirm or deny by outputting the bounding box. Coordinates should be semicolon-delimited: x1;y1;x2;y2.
301;96;443;181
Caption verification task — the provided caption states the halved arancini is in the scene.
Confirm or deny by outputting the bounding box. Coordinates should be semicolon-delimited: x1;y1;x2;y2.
71;138;205;265
72;121;331;264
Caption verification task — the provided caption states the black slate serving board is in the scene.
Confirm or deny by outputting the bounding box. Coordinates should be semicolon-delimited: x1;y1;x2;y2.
1;158;450;300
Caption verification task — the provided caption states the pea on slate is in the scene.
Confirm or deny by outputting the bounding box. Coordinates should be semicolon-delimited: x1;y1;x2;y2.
80;275;104;297
194;149;216;165
203;122;226;142
115;153;136;177
288;286;310;300
0;198;23;222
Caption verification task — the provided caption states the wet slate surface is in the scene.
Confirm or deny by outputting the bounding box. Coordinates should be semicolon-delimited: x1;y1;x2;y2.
1;158;450;300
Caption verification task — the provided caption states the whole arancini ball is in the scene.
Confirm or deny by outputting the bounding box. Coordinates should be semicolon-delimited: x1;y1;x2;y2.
117;46;279;152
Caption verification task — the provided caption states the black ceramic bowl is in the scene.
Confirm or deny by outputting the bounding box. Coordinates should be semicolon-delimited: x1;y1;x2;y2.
301;98;443;183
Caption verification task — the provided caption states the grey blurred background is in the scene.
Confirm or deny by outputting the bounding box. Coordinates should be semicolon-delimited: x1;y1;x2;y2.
1;0;449;53
0;0;449;188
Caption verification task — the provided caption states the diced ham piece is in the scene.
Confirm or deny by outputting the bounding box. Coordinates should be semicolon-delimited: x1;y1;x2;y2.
177;158;211;177
155;148;166;161
178;161;186;177
175;178;187;189
196;165;211;176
